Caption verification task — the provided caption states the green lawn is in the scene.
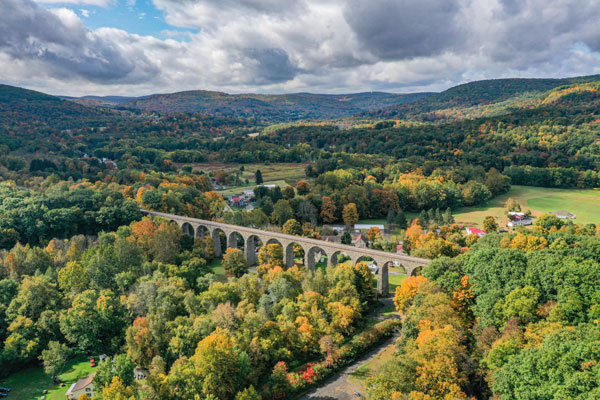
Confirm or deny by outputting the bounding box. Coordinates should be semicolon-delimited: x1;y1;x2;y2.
0;356;95;400
452;185;600;227
190;162;308;191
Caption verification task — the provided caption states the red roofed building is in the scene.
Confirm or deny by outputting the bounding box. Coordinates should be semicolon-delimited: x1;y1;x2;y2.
465;227;487;238
353;234;368;248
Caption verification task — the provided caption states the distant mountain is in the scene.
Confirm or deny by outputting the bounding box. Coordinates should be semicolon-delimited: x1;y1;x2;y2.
371;74;600;120
119;90;433;120
61;95;137;108
0;84;118;132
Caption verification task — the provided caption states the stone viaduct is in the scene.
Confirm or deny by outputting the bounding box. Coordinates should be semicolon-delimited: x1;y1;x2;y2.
141;210;430;296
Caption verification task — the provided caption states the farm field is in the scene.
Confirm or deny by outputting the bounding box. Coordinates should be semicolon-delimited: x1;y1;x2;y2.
0;356;94;400
452;185;600;227
217;179;289;196
192;162;308;184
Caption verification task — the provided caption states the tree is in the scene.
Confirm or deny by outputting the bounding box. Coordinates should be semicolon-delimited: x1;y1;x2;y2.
386;208;396;226
258;243;284;267
60;289;127;353
282;219;302;236
393;275;428;313
41;341;70;380
395;209;408;229
296;180;310;195
297;200;318;226
483;216;498;233
58;261;89;294
235;386;260;400
367;227;382;243
505;198;521;212
255;170;263;185
100;377;136;400
501;286;540;325
282;185;295;200
443;207;454;225
486;168;510;195
169;333;249;400
151;222;182;264
534;214;564;231
320;196;337;223
271;200;294;226
341;231;352;245
126;317;157;368
95;354;136;390
222;248;248;278
342;203;359;228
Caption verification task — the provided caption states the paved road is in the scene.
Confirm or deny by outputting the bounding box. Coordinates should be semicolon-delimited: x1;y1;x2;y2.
298;299;399;400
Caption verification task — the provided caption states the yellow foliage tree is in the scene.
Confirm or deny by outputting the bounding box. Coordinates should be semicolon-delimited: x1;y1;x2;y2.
394;275;428;313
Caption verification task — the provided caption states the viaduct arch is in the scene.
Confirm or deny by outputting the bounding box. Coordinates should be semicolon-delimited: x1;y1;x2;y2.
141;210;429;296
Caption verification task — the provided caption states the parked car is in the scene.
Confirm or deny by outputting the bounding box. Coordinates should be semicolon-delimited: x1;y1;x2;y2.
0;387;10;392
90;358;96;367
0;392;7;398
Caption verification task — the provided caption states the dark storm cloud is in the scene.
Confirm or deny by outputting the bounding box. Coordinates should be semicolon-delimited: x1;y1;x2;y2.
0;0;159;83
343;0;464;60
244;47;299;84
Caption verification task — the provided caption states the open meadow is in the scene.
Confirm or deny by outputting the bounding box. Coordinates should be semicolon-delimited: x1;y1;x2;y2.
452;185;600;227
193;162;308;183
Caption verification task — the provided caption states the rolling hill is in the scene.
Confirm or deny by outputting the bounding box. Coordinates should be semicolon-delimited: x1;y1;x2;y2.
371;74;600;120
0;84;119;132
116;90;433;120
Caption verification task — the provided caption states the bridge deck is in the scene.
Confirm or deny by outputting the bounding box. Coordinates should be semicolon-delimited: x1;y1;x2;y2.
141;209;429;266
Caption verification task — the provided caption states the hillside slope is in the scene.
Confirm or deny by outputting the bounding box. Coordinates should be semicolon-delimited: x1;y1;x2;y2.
0;85;118;132
371;75;600;120
121;90;432;120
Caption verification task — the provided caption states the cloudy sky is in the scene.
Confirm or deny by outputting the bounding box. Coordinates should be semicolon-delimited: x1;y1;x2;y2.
2;0;600;96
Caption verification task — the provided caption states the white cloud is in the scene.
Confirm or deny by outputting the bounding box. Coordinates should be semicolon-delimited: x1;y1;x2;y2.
4;0;600;96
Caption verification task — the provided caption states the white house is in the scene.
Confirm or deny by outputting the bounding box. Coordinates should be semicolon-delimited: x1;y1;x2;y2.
507;218;533;227
353;234;368;248
66;373;96;399
507;213;534;227
134;367;149;381
242;189;255;199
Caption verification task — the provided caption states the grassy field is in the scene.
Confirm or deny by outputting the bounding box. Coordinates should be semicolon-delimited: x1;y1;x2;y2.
453;185;600;227
192;162;308;185
217;179;290;196
358;186;599;229
0;356;95;400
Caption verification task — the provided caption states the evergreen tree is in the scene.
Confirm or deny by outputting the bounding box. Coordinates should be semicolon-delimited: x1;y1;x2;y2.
434;208;443;225
395;209;407;229
427;209;436;225
444;207;454;224
255;169;263;185
386;208;396;226
341;231;352;245
418;210;428;226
